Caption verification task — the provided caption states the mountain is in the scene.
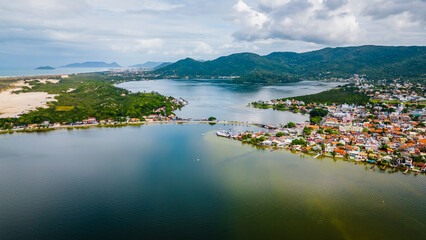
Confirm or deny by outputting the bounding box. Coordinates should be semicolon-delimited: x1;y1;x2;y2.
154;46;426;80
35;66;55;70
156;53;289;77
62;62;121;68
130;62;166;69
153;62;172;69
234;72;301;84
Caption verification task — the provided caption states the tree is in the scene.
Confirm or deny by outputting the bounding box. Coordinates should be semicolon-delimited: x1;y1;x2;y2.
286;122;296;128
310;116;323;124
380;144;389;151
309;108;329;118
276;132;285;137
208;116;217;121
303;127;314;136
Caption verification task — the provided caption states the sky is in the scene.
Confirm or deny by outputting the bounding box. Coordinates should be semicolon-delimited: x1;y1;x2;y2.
0;0;425;67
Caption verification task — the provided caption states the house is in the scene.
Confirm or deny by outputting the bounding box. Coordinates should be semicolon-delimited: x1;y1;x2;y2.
334;149;346;156
87;117;97;124
27;124;38;129
260;140;272;146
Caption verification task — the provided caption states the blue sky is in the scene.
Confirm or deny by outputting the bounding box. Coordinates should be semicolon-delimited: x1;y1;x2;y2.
0;0;425;67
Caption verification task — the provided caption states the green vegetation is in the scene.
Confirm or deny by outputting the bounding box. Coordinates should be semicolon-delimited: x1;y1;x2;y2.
303;127;314;135
310;116;323;124
55;106;75;112
234;72;301;84
276;132;285;137
286;122;296;128
208;116;217;121
0;73;181;127
154;46;426;81
281;85;370;105
309;109;329;118
291;139;307;147
155;53;289;78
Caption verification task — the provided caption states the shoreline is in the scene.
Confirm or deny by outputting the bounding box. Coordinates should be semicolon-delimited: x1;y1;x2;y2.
0;120;256;134
1;120;423;176
216;134;425;176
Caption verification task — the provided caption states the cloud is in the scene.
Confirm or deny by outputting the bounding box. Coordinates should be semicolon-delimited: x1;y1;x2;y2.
231;0;426;45
363;0;426;21
232;0;361;44
109;38;164;53
88;0;183;13
0;0;424;67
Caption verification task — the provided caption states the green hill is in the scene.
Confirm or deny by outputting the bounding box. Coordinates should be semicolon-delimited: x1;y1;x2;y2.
154;45;426;81
156;53;290;77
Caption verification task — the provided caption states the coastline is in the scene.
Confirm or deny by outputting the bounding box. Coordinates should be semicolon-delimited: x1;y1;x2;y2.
0;120;255;135
216;132;425;176
0;119;423;176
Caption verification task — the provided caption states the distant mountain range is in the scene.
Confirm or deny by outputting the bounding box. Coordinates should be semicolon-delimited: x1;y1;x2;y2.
35;66;55;70
154;45;426;81
62;61;121;68
130;61;171;69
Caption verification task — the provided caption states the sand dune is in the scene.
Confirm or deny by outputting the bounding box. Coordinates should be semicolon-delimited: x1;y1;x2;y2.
0;81;57;118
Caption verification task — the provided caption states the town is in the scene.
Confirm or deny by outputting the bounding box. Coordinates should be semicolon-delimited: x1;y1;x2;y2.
221;80;425;174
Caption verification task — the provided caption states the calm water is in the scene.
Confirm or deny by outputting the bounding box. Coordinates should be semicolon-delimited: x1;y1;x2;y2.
0;125;425;239
1;79;425;239
118;79;342;125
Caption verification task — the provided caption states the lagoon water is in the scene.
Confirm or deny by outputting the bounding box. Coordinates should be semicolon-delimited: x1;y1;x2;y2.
0;80;425;239
118;79;342;125
0;125;425;239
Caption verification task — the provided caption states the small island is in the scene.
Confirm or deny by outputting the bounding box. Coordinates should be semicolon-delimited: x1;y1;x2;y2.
35;66;55;70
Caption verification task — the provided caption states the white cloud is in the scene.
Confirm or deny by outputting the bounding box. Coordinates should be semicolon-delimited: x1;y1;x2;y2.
109;38;164;53
0;0;424;67
232;0;361;44
193;42;214;54
231;0;426;45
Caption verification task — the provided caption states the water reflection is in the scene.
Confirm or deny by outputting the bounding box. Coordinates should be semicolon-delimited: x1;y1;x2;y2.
0;124;425;239
117;79;341;125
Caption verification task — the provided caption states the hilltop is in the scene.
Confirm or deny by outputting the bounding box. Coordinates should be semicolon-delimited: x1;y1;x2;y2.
154;45;426;81
130;62;170;69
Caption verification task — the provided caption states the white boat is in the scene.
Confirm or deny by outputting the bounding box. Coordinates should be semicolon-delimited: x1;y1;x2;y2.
216;130;230;137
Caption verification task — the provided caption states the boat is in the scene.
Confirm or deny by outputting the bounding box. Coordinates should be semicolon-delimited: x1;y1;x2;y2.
216;130;230;137
403;169;409;174
370;165;375;169
380;165;386;170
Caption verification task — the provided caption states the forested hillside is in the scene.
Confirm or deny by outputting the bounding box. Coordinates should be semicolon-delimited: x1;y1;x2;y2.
154;45;426;81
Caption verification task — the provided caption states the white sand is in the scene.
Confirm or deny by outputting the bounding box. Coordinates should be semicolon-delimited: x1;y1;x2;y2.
0;81;58;118
38;79;60;84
